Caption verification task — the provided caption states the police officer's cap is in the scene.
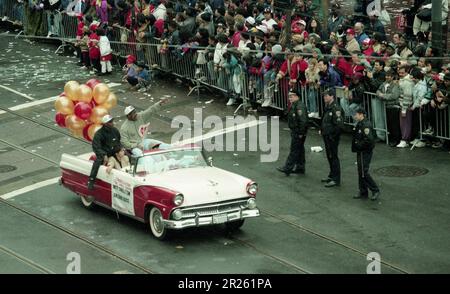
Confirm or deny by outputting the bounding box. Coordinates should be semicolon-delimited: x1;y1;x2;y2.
355;107;367;115
324;88;335;97
288;89;301;97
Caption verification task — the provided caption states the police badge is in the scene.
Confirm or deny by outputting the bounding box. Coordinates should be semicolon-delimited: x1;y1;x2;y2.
364;128;370;135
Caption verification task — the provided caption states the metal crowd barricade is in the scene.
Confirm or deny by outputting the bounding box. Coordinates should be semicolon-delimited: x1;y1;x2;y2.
420;104;450;141
109;25;137;59
1;0;24;25
55;12;78;53
1;0;26;36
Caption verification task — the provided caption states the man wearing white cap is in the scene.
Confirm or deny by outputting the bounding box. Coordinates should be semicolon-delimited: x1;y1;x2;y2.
88;114;121;190
121;98;170;157
245;16;255;30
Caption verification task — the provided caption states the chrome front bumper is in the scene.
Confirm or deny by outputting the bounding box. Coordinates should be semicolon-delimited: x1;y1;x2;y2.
163;208;260;229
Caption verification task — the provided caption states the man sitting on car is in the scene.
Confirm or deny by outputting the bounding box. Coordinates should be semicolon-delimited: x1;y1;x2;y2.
121;97;170;157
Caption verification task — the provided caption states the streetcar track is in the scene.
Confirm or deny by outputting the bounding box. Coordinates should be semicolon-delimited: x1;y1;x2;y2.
0;197;156;274
0;245;55;274
259;209;410;274
0;102;412;274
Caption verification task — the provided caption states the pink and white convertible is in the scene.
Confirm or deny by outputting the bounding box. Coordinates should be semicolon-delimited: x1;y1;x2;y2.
59;146;259;239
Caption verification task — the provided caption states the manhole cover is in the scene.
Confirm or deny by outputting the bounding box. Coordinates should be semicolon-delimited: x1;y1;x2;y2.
0;165;17;173
374;166;429;177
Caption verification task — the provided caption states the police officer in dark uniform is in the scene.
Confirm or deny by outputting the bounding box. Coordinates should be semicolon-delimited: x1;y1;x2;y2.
321;89;344;187
352;108;380;200
277;89;309;176
87;114;121;190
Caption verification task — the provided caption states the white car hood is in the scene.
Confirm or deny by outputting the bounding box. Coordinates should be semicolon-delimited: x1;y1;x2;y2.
143;166;252;207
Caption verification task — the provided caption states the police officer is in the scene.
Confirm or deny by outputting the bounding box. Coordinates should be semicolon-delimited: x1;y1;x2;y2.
321;88;344;187
87;114;121;190
277;89;308;176
352;108;380;200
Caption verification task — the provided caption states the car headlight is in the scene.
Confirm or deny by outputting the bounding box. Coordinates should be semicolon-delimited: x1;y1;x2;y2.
172;209;182;220
173;193;184;206
247;198;257;209
247;182;258;196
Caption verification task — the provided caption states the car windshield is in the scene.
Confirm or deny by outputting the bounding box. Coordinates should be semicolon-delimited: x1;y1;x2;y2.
135;148;207;175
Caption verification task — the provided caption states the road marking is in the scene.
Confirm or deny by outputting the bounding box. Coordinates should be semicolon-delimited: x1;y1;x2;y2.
0;83;121;116
174;119;265;146
0;85;35;101
0;177;60;200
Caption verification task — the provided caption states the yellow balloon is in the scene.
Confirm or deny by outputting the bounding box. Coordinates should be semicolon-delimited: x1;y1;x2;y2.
70;128;83;138
89;106;109;124
55;96;74;115
65;114;86;130
77;84;93;103
101;93;117;110
88;124;102;141
93;83;110;104
64;81;80;101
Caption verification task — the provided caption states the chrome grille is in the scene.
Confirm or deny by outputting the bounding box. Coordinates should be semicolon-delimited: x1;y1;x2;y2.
179;199;248;219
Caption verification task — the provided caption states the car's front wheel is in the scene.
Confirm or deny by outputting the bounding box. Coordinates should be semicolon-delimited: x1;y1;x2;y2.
80;195;95;209
148;206;167;240
225;219;245;232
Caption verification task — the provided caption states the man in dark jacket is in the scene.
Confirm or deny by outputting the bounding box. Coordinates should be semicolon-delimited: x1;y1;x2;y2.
352;108;380;200
87;115;121;190
277;89;309;176
321;88;344;187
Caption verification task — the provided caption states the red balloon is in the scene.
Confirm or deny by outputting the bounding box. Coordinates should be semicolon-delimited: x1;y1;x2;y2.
86;79;101;90
83;123;92;142
74;102;93;120
55;112;66;128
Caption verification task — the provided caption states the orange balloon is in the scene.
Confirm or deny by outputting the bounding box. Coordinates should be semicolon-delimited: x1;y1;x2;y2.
65;114;86;130
88;124;102;140
77;84;93;103
101;93;117;110
55;96;74;115
89;106;109;124
93;83;110;104
64;81;80;101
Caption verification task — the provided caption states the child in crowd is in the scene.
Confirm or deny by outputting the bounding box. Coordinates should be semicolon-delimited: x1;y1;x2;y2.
122;55;138;86
88;22;101;73
305;58;320;118
97;28;113;75
125;62;151;92
75;26;91;69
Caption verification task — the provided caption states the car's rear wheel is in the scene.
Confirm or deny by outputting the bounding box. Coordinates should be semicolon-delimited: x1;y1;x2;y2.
80;195;95;209
225;219;245;232
149;207;167;240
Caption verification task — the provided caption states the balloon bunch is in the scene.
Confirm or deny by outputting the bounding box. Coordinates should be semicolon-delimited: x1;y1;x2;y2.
54;79;117;141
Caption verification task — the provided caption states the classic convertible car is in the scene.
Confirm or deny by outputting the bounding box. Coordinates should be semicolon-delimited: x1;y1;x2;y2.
59;145;259;239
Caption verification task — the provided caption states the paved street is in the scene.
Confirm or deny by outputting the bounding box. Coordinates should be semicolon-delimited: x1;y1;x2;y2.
0;31;449;274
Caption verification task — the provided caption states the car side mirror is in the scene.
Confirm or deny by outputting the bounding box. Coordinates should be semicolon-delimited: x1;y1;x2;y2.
207;157;213;167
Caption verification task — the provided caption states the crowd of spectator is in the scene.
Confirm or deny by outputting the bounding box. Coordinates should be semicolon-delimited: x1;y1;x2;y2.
1;0;450;150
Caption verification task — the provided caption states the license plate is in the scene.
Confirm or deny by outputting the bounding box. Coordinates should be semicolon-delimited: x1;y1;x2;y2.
212;213;228;224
